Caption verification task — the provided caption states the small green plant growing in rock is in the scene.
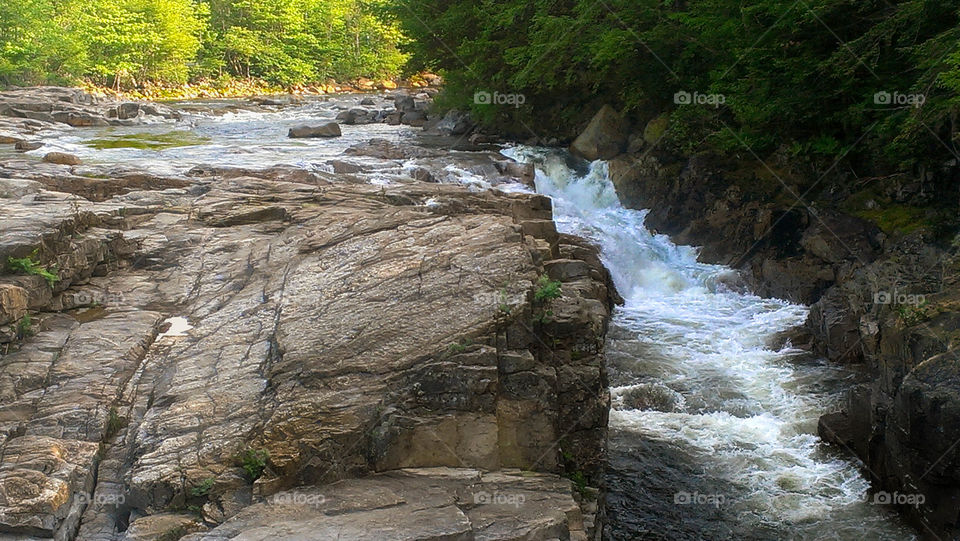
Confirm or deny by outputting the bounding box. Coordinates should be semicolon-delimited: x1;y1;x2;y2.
157;525;189;541
105;407;123;438
533;275;562;324
7;252;59;287
16;314;33;338
236;448;269;481
498;287;512;314
448;338;474;354
534;275;562;302
897;302;937;327
190;477;216;498
569;470;589;499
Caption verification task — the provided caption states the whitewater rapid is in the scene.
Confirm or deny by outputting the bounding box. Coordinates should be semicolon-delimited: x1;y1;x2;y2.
502;147;915;540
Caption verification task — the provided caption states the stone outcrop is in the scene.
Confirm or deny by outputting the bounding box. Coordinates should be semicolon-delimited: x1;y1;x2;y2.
0;140;617;540
0;87;179;137
178;468;593;540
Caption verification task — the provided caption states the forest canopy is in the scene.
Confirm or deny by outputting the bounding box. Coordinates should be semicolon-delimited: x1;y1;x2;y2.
2;0;959;174
397;0;960;173
0;0;407;88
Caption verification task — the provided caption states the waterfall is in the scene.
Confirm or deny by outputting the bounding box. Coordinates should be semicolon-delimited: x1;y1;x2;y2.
503;146;915;540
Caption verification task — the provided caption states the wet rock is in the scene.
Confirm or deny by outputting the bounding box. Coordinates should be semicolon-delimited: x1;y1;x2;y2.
0;131;24;144
326;159;365;174
395;94;416;114
288;122;342;138
425;109;474;136
52;111;111;127
336;108;377;125
401;110;427;127
570;105;629;161
15;141;42;151
360;97;376;106
408;166;436;183
346;138;441;160
43;151;82;165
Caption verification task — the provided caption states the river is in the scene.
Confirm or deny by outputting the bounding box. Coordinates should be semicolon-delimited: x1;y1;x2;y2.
16;95;917;540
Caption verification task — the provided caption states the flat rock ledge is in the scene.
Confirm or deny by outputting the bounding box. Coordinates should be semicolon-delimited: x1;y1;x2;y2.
0;155;617;540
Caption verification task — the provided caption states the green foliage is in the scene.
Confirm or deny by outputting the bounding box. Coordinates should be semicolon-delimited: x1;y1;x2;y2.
897;302;938;327
235;448;269;481
7;252;59;287
534;275;562;303
16;314;33;338
569;470;588;498
397;0;960;173
106;407;124;438
190;477;216;497
0;0;407;88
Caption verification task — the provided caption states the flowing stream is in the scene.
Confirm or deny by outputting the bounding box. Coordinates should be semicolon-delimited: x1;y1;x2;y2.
503;148;917;540
14;96;916;540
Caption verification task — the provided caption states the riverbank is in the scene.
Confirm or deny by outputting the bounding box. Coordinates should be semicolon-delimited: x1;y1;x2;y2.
70;74;441;102
0;87;611;540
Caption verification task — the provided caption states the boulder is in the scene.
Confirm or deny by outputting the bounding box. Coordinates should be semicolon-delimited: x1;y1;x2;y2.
15;141;43;151
570;105;629;161
43;152;82;165
395;94;417;113
426;109;474;136
401;111;427;127
117;102;140;120
288;123;342;138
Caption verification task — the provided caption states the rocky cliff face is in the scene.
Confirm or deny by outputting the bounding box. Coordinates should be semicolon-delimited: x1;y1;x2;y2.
0;90;618;540
595;110;960;538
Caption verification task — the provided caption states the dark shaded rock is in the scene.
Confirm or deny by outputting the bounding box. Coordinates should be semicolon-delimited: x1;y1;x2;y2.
570;105;629;161
395;94;416;114
401;110;427;127
117;102;140;120
425;109;474;136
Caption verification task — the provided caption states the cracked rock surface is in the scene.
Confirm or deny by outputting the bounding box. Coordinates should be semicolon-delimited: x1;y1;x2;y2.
0;92;617;539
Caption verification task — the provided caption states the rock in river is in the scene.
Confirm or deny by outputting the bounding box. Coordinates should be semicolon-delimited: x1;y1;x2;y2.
288;122;342;138
43;151;82;165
